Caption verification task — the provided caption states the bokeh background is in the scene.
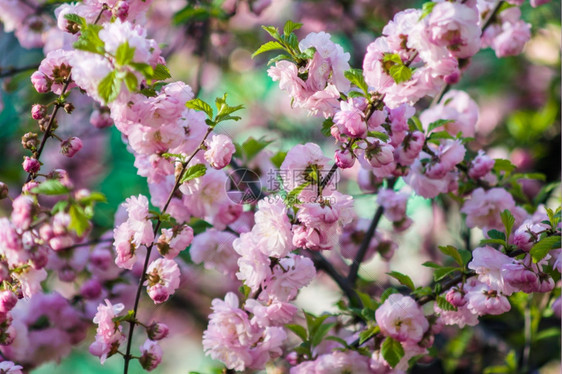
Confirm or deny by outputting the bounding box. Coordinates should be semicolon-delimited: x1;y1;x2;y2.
0;0;560;372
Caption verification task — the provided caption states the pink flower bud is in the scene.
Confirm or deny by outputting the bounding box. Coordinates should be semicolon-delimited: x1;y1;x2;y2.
204;134;235;169
0;291;17;313
365;141;394;168
80;278;102;299
22;156;40;173
334;149;355;169
90;108;113;129
113;1;129;21
445;288;467;307
31;104;47;120
147;322;169;341
139;340;162;371
469;151;494;179
31;71;51;93
60;137;83;158
0;182;8;200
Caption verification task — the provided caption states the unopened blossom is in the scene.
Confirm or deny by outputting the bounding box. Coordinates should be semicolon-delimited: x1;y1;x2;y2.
22;156;40;174
31;104;46;120
375;294;429;343
492;20;531;58
511;221;548;251
60;137;83;158
147;322;169;341
469;151;494;179
90;108;113;128
334;149;355;169
139;339;162;371
204;134;235;170
145;258;181;304
333;98;367;138
0;291;17;314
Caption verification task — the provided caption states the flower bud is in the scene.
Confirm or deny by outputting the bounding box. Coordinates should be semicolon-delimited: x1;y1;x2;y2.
139;340;163;371
21;132;39;150
147;322;169;341
22;156;40;173
0;291;17;313
0;182;8;200
60;137;83;158
31;104;47;120
31;71;50;93
63;102;74;114
334;149;355;169
89;108;113;128
113;1;129;21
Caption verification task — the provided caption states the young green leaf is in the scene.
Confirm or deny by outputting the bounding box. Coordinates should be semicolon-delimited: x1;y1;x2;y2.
180;164;207;183
500;210;515;240
73;24;104;55
433;266;459;282
359;325;380;345
344;68;369;96
436;296;458;311
530;236;561;263
68;204;90;236
387;271;415;290
283;20;302;36
389;64;412;84
427;119;454;134
186;98;213;118
438;245;464;267
252;41;285;58
98;71;121;103
151;64;171;81
124;72;138;92
240;137;274;162
286;324;308;341
31;179;70;195
115;41;135;66
381;337;405;368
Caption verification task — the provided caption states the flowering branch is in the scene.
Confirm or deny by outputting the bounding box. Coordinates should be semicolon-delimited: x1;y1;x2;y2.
122;127;213;374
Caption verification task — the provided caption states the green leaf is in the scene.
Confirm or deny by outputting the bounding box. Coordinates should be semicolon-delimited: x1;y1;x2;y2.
51;200;69;214
214;93;244;124
238;284;251;299
356;290;379;310
420;2;436;19
186;98;213;118
283;20;302;36
115;41;135;66
387;271;415;290
438;245;464;267
344;68;369;96
324;335;349;347
252;41;285;58
487;229;507;241
422;261;441;268
188;218;213;235
98;71;121;104
151;64;171;81
500;210;515;240
73;24;104;54
433;266;459;282
530;236;561;262
180;164;207;183
31;179;70;195
130;62;154;79
321;118;334;137
436;295;458;311
493;159;516;175
359;325;380;344
261;25;281;41
241;137;274;161
408;116;423;132
173;5;210;24
63;13;86;27
124;72;138;92
266;54;293;66
389;64;412;84
381;337;404;368
69;204;90;236
367;131;390;143
78;192;107;205
270;151;287;169
286;324;308;341
310;322;335;347
380;287;399;303
458;249;472;266
287;181;311;203
427;119;454;134
383;53;402;64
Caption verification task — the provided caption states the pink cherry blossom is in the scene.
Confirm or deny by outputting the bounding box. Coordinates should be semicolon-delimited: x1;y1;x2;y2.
375;294;429;343
461;188;519;231
204;134;235;170
156;225;193;259
139;339;162;371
